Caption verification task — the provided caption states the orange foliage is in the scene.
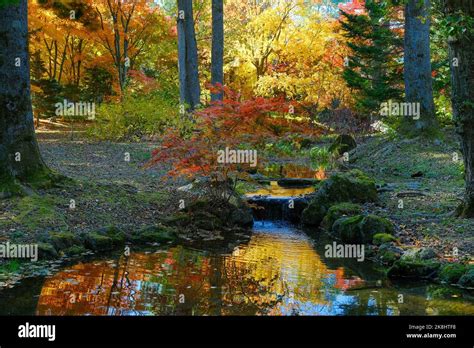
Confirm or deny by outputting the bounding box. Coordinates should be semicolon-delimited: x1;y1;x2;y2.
148;85;321;180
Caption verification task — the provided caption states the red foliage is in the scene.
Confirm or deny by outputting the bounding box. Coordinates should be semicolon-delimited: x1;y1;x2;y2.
148;85;320;180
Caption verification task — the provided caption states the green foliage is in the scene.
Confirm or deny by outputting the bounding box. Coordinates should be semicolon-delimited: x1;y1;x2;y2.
88;91;193;141
309;147;332;166
434;94;453;126
81;66;114;104
0;260;21;274
340;0;403;116
439;263;467;284
0;0;19;7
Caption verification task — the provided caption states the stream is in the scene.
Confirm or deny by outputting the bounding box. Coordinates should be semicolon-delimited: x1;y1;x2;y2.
0;181;473;316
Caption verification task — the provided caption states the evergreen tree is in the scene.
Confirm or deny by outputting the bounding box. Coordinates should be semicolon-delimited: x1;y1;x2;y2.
81;66;114;105
340;0;403;117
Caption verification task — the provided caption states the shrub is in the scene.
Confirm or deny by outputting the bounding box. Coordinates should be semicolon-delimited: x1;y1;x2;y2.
88;91;192;141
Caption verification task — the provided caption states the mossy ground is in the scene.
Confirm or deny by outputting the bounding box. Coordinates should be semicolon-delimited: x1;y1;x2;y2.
0;132;177;252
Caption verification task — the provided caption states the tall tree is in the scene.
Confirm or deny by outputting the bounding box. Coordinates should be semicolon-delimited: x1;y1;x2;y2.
211;0;224;101
340;0;403;117
177;0;201;110
0;0;52;197
444;0;474;217
401;0;437;134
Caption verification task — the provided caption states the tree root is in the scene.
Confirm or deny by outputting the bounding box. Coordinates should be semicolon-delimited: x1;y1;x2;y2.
0;169;72;199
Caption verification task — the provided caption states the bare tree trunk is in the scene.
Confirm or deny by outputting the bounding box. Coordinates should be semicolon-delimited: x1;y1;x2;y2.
211;0;224;101
0;0;51;195
402;0;437;134
177;8;189;107
445;1;474;217
177;0;200;110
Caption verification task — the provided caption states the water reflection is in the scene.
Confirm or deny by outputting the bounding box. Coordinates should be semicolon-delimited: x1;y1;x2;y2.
30;222;474;316
246;181;315;198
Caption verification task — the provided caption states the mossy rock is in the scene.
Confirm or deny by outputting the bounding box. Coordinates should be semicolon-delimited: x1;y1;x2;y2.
427;285;463;300
38;242;58;259
328;134;357;156
332;215;394;244
301;200;329;227
163;212;192;227
95;226;126;245
377;249;399;266
301;170;377;226
229;206;254;228
376;243;403;266
387;259;441;279
439;263;467;284
458;267;474;288
49;232;81;251
373;233;397;246
321;202;362;230
84;233;115;251
180;198;253;230
63;245;87;256
130;225;177;244
400;247;437;262
193;211;224;231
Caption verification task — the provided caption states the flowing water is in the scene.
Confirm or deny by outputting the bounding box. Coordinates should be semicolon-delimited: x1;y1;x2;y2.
0;221;473;316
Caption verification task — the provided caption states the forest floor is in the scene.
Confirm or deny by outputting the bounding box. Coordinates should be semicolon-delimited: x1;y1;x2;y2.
0;129;178;248
0;126;472;260
350;127;473;260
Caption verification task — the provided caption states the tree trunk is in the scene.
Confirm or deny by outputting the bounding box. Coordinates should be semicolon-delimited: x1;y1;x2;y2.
177;1;189;107
0;0;50;194
402;0;437;134
445;1;474;217
177;0;200;110
211;0;224;101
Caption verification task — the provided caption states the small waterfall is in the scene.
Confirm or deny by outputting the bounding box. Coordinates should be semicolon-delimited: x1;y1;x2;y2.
245;181;314;223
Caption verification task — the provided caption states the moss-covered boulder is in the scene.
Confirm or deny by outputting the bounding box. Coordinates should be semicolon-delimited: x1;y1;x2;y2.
458;267;474;288
376;243;403;266
49;232;81;251
301;201;328;227
301;170;377;226
163;212;192;227
130;225;177;244
377;249;399;266
38;242;58;259
439;263;467;284
329;134;357;156
229;206;254;228
321;203;362;230
388;258;441;279
97;226;126;244
84;226;126;251
84;233;115;251
331;215;394;244
373;233;397;246
401;247;437;261
63;245;87;256
177;198;253;230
